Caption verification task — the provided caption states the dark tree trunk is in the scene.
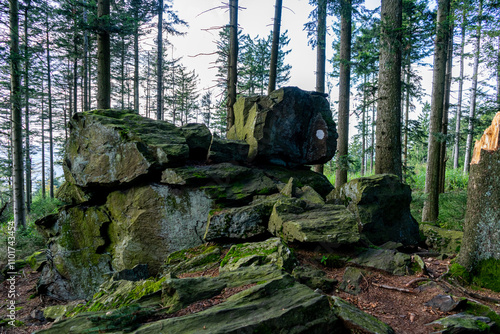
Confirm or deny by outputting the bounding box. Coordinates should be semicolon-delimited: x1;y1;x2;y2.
46;14;54;199
10;0;26;229
134;7;139;113
156;0;163;120
439;22;454;194
376;0;403;179
313;0;327;175
422;0;451;222
97;0;111;109
268;0;282;94
227;0;238;131
24;1;31;212
83;5;88;111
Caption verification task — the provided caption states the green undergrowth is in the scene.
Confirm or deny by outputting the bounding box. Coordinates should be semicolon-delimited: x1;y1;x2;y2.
220;243;278;268
410;190;467;230
448;259;500;293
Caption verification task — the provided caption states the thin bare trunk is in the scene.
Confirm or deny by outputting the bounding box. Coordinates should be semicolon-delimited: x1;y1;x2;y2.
41;79;45;198
156;0;163;120
463;0;482;174
97;0;111;109
83;5;88;111
227;0;238;131
403;62;410;182
268;0;282;94
134;8;139;113
46;14;54;199
453;10;466;169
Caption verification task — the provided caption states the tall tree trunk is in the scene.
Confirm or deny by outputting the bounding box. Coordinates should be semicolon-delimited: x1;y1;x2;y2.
24;1;31;212
422;0;451;222
463;0;482;174
121;36;125;109
46;16;54;198
133;6;139;113
361;74;367;176
156;0;163;120
83;4;88;111
41;79;45;199
313;0;327;175
335;0;352;187
403;62;411;182
453;9;467;169
146;51;150;118
268;0;282;94
439;22;454;194
227;0;238;131
371;94;375;174
97;0;111;109
10;0;26;229
73;45;78;115
376;0;402;179
497;35;499;111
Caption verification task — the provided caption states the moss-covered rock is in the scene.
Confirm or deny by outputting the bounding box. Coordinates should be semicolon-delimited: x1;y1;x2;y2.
162;244;222;276
292;265;338;292
37;205;113;300
207;137;250;164
55;182;92;205
219;238;295;272
179;123;212;160
65;110;191;188
420;224;463;255
268;198;360;246
106;184;214;275
339;266;366;295
204;197;278;241
328;174;420;246
429;313;498;333
227;87;338;166
135;275;340;334
349;248;413;276
330;296;395;334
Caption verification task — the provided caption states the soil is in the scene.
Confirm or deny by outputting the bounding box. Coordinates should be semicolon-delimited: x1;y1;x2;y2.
1;248;500;334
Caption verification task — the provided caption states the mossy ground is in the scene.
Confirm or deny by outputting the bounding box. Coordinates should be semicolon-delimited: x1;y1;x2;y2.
220;242;278;268
448;259;500;293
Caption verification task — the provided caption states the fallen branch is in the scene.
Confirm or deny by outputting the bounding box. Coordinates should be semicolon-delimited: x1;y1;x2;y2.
371;282;415;294
405;277;430;287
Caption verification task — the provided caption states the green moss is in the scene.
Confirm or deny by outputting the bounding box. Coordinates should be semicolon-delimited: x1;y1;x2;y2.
464;301;500;327
166;244;219;265
472;258;500;292
448;263;472;285
220;243;278;268
319;254;348;268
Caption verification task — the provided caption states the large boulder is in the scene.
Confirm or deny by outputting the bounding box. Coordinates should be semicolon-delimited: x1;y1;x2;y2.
227;86;338;166
327;174;420;246
37;184;215;300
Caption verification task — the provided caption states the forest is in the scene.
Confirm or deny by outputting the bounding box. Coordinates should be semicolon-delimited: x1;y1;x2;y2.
1;0;500;332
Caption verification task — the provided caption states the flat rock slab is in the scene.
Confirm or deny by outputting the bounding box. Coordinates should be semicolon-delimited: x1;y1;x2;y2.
268;199;360;246
349;248;412;276
330;296;395;334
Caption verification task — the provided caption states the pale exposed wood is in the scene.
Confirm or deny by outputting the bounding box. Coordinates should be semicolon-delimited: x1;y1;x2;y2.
471;112;500;164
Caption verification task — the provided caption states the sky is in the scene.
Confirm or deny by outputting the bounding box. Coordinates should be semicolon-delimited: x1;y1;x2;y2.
162;0;436;121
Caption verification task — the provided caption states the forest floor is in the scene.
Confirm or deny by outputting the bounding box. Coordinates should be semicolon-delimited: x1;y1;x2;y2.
1;248;500;334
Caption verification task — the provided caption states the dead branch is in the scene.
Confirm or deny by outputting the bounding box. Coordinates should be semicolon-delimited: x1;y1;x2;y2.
188;52;219;58
405;277;431;287
372;282;415;294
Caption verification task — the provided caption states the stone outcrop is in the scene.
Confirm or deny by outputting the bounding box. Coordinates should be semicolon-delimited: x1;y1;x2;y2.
227;86;338;166
327;174;420;246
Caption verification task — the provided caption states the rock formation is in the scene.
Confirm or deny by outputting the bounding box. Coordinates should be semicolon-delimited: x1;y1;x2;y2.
32;87;425;333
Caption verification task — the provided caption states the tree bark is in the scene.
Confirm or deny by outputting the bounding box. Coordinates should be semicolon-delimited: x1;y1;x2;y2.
24;1;31;212
10;0;26;229
97;0;111;109
227;0;238;131
463;0;482;174
83;4;88;111
41;79;45;199
453;9;466;170
457;112;500;271
156;0;163;120
422;0;450;222
313;0;327;175
133;5;139;113
376;0;402;179
46;15;54;199
335;0;351;187
268;0;282;94
439;21;454;194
